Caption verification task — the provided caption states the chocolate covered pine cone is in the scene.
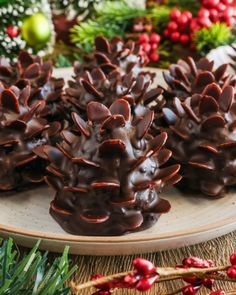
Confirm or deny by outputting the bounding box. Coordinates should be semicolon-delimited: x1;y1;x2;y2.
74;36;153;79
162;57;236;102
64;66;163;121
0;82;61;191
64;36;161;124
0;51;65;121
43;99;181;236
163;82;236;197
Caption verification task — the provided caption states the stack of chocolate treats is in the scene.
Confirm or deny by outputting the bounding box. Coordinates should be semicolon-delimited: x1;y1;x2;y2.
0;36;235;236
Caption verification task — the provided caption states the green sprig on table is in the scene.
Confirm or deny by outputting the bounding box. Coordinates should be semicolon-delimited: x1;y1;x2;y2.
0;238;77;294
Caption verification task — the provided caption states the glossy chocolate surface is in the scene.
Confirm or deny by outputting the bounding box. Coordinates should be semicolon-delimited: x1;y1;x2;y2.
44;99;181;236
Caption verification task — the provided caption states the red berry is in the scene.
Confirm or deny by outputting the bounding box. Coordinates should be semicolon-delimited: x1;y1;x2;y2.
230;253;236;265
124;274;139;285
202;278;214;289
170;31;180;42
209;8;219;21
167;21;178;31
182;11;193;20
190;19;201;32
209;291;225;295
215;3;226;12
183;276;200;284
198;8;210;19
149;52;160;62
170;8;182;20
163;29;170;38
223;7;234;19
133;258;156;276
141;43;151;53
180;34;190;44
227;266;236;278
221;0;234;4
198;17;212;28
138;33;149;44
135;274;159;291
177;14;189;26
182;285;196;295
225;17;235;27
151;43;158;50
202;0;220;8
6;26;19;38
91;274;111;290
182;256;214;268
150;33;161;44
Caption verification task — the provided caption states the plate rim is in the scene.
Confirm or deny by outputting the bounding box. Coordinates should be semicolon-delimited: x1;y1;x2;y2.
1;214;236;243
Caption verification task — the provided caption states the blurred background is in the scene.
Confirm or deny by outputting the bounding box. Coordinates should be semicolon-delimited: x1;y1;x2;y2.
0;0;235;68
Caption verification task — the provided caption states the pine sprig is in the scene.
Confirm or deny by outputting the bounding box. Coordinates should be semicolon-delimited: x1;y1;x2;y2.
70;20;122;52
194;22;233;55
70;1;146;53
0;238;77;295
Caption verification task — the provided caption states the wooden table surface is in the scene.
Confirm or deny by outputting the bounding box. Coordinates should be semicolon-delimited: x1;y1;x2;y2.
73;231;236;294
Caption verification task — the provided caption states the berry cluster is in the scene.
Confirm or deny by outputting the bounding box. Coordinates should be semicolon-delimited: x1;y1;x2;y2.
164;1;235;46
201;0;236;27
137;33;161;62
164;9;193;44
91;258;158;294
72;253;236;295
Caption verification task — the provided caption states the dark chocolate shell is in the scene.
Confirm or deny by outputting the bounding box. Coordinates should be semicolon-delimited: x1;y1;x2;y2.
0;51;65;121
0;83;61;191
163;81;236;197
43;99;181;236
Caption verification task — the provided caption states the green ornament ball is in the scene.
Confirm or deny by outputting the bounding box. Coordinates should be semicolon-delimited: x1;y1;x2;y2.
22;12;51;48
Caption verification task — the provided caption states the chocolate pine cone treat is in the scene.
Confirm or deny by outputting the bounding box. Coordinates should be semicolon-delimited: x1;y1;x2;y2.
0;51;65;121
0;82;61;191
163;82;236;197
64;66;163;122
43;99;181;236
74;36;154;79
162;57;236;102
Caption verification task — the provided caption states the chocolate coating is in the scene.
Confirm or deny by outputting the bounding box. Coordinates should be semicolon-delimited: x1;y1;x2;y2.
74;36;154;79
0;51;65;121
0;82;61;191
162;57;236;102
43;99;181;236
163;82;236;197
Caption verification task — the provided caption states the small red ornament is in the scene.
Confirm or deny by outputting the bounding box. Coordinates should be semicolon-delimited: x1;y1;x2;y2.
6;25;19;38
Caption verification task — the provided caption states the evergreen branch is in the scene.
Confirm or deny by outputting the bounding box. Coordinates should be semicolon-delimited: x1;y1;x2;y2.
70;20;122;52
0;238;77;294
194;23;233;55
95;0;146;24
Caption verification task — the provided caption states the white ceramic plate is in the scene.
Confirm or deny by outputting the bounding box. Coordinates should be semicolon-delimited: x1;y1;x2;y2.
1;186;236;255
1;67;236;255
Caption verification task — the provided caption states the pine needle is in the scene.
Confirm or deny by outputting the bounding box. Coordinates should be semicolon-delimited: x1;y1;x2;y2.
0;238;77;295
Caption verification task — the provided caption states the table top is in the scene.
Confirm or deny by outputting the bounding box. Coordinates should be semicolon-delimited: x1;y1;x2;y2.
73;231;236;294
